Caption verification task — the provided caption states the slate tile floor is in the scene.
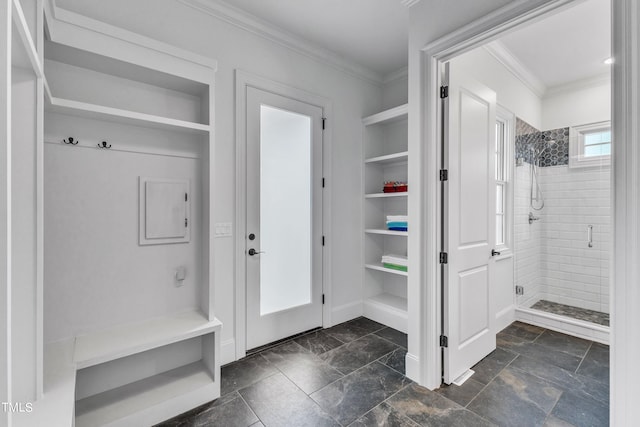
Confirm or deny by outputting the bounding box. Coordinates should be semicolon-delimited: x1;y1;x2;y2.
157;319;609;427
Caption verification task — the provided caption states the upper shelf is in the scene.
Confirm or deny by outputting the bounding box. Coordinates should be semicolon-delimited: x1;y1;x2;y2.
362;103;408;126
46;96;211;136
365;151;408;165
73;310;222;370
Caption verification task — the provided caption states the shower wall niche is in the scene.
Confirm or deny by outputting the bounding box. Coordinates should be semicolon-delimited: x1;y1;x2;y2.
514;118;610;326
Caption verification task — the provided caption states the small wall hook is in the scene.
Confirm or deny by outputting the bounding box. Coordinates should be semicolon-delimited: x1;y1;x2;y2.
63;137;78;145
97;141;111;149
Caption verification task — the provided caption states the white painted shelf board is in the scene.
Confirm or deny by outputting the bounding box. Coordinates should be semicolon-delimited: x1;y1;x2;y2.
365;151;408;165
365;263;408;277
362;103;408;126
365;293;408;313
11;0;45;77
75;361;215;427
46;96;211;136
365;229;408;237
74;310;222;370
365;192;408;199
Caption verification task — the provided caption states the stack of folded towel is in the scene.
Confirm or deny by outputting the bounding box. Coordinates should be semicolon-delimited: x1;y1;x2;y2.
381;254;408;272
386;215;408;231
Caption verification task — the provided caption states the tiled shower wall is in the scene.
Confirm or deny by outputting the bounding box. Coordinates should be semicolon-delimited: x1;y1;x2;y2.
514;118;610;315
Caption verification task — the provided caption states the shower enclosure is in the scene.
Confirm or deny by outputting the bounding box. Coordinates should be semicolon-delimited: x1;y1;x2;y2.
513;118;611;331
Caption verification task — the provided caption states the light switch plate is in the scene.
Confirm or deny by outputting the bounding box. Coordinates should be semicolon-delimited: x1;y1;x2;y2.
215;222;233;237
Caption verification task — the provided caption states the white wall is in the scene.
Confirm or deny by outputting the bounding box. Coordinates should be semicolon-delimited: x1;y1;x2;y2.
381;74;408;110
54;0;382;362
450;47;542;129
542;78;610;130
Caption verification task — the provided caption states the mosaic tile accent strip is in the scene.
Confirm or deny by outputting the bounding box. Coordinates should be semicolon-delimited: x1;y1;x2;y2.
531;300;610;326
514;118;570;167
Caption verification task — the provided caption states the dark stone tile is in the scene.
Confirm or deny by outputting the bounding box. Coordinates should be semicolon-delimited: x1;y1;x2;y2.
374;327;408;348
387;383;493;426
221;354;278;395
349;402;418;427
531;300;609;327
294;330;344;355
321;334;399;375
378;348;407;375
576;343;609;385
347;317;387;334
435;378;485;407
510;355;609;404
239;373;339;427
324;321;371;343
260;340;343;394
192;395;258;427
467;367;563;427
154;393;242;426
154;416;194;427
497;334;583;372
311;362;411;426
534;330;592;358
501;322;545;341
544;415;577;427
471;347;518;385
551;391;609;427
249;423;264;427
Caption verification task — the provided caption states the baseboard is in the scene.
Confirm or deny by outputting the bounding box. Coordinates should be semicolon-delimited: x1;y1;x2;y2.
330;300;363;327
495;304;516;332
220;338;236;365
515;307;609;344
404;352;421;384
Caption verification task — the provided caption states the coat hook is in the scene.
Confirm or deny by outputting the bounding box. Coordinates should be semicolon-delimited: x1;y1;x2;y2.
97;141;111;149
63;137;78;145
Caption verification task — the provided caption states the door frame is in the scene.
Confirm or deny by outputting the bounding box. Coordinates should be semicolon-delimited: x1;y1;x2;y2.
234;70;333;360
414;0;629;394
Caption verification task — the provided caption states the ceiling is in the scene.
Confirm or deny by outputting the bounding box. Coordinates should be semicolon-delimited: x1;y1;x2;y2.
496;0;611;90
217;0;410;79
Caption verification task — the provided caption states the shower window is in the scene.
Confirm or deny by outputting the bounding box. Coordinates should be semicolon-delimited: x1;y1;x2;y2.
569;121;612;168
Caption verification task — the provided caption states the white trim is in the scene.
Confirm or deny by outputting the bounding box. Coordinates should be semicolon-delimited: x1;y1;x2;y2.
516;307;609;345
544;72;611;98
178;0;382;85
484;41;547;97
220;338;236;366
234;70;333;359
417;0;582;391
383;67;409;84
331;301;363;326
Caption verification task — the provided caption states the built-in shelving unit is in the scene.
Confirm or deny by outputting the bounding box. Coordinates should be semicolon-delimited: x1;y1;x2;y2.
362;104;408;333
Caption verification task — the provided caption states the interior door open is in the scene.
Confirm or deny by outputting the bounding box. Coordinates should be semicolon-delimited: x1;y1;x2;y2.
443;65;498;384
245;86;324;350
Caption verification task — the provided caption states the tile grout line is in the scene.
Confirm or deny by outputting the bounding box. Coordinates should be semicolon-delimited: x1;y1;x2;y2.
574;340;593;374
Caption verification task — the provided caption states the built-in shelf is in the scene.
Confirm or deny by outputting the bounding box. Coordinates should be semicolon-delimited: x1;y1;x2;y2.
365;229;408;237
46;96;211;136
364;293;408;334
365;151;408;165
75;361;216;427
365;263;408;277
362;104;408;126
365;192;408;199
11;0;44;77
74;310;222;370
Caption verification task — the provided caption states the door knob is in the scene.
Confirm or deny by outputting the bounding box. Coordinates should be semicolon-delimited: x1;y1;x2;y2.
491;249;501;257
248;248;265;256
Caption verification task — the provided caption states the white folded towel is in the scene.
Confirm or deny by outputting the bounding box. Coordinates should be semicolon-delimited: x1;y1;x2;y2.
386;215;408;222
381;254;408;266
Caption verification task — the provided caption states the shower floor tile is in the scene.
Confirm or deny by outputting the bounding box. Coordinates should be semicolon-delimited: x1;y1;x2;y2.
531;300;609;326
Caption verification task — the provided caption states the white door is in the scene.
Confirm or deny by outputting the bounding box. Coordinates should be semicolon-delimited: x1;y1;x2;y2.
443;66;497;384
245;86;323;350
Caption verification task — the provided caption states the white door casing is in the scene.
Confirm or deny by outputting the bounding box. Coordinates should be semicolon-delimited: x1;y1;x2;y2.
245;86;323;350
443;65;497;384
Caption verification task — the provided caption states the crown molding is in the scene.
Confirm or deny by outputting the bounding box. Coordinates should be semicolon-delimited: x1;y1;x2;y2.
400;0;421;7
484;40;547;98
544;72;610;98
177;0;384;85
383;66;408;84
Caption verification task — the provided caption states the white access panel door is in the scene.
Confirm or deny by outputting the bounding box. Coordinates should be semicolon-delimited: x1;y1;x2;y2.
245;86;324;350
444;66;497;384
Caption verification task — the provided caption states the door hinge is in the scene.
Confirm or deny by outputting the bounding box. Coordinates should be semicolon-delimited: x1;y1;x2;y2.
185;218;188;227
322;117;326;130
322;294;325;304
185;193;188;202
439;252;448;264
440;85;449;99
439;169;448;181
440;335;448;348
322;236;325;246
322;178;325;188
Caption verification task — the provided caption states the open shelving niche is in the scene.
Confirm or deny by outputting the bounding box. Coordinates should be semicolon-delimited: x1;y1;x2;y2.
362;104;408;334
15;4;222;426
